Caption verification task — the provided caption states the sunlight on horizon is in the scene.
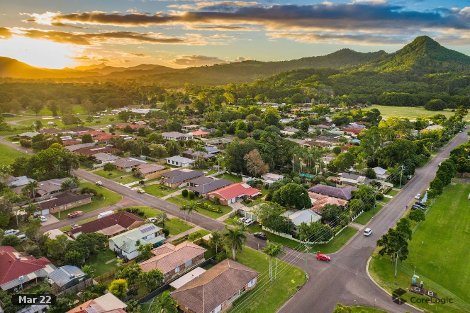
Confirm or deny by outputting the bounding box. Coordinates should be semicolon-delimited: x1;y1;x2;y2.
0;36;82;69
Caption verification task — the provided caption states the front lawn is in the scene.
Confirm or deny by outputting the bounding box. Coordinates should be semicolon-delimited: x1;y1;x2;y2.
87;249;118;277
0;143;26;165
215;173;242;182
334;305;387;313
369;183;470;313
309;226;357;254
94;169;139;184
355;203;385;225
166;218;193;236
168;195;232;219
231;247;306;313
143;183;175;197
54;182;122;219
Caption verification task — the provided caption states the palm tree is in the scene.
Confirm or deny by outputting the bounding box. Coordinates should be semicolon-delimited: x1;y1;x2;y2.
210;231;223;255
23;180;38;202
223;227;246;260
153;291;178;313
179;202;196;221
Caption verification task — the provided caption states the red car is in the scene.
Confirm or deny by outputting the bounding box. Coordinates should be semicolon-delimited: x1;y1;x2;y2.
316;252;331;262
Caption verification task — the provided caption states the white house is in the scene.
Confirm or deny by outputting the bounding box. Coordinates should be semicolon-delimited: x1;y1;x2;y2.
282;210;321;227
108;223;165;260
162;132;193;141
165;156;195;167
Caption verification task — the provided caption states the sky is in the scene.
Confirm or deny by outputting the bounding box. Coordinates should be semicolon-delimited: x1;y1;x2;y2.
0;0;469;69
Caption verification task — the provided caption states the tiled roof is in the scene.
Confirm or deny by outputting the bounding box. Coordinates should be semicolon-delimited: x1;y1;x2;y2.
308;184;356;200
0;246;51;285
66;293;127;313
139;241;206;274
208;183;261;200
187;178;232;195
137;163;166;175
38;192;91;211
162;170;204;184
171;259;258;313
70;211;143;236
114;157;146;168
309;192;348;213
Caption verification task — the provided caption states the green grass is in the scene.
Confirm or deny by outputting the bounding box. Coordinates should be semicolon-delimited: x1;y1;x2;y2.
368;105;469;121
355;203;385;225
54;182;122;219
231;247;306;313
165;218;193;236
310;226;357;254
0;143;26;165
334;305;387;313
215;173;242;182
143;183;175;197
168;195;232;219
369;183;470;313
87;249;118;277
94;169;139;184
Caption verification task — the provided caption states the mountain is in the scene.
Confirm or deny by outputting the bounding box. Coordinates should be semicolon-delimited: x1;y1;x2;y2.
360;36;470;73
0;49;385;83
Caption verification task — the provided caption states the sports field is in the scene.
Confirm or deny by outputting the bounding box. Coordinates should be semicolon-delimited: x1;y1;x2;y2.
368;105;469;121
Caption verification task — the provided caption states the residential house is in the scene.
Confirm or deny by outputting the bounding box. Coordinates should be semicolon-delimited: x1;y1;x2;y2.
261;173;284;186
38;192;92;215
204;145;220;155
114;157;147;172
0;246;55;291
191;129;210;138
93;153;120;166
161;170;204;188
308;184;356;201
70;211;144;239
309;192;348;214
6;176;36;194
187;177;232;196
182;125;200;133
44;229;73;241
165;156;195;168
162;131;194;141
171;259;258;313
18;131;40;139
373;167;389;180
136;163;168;179
109;223;165;260
74;146;117;157
281;127;299;136
208;183;261;205
139;241;206;282
182;149;214;161
339;173;370;186
36;178;68;199
48;265;87;292
65;143;96;153
66;293;127;313
282;210;321;228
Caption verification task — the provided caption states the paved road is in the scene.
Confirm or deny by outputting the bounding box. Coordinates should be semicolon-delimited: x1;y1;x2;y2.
278;128;468;313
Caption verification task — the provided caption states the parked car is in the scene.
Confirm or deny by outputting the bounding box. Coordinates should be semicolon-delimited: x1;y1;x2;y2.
39;216;47;222
316;252;331;262
414;202;426;209
68;211;83;218
96;180;103;186
17;233;27;241
363;228;373;236
243;218;254;226
254;232;267;240
97;210;114;219
414;193;421;200
412;204;426;210
147;217;158;223
4;229;20;236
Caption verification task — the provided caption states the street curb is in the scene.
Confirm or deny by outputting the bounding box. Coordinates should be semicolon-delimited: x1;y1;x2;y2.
365;256;425;313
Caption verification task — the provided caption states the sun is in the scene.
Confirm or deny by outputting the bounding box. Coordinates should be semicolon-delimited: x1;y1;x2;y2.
0;36;82;69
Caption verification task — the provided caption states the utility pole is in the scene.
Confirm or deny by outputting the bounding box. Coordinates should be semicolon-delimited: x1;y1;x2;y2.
399;165;405;188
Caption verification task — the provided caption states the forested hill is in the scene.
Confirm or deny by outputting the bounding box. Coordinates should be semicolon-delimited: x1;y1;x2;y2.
0;48;385;83
232;37;470;107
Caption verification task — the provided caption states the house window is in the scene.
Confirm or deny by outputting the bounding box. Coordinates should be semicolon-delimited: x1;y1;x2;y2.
213;304;222;313
175;266;180;273
185;259;192;268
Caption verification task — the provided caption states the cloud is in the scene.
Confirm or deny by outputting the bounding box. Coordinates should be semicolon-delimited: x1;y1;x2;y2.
0;27;12;38
25;3;470;32
18;29;186;45
173;54;226;66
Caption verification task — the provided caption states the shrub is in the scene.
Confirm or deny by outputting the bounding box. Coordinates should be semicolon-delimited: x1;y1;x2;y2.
181;189;189;198
376;193;384;201
80;187;98;196
188;191;195;200
103;163;116;171
162;228;170;237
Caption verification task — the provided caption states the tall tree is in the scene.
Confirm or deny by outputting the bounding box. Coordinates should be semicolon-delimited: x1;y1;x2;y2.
223;227;246;260
244;149;269;177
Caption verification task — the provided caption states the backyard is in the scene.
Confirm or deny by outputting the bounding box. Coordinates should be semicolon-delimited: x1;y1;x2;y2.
230;247;306;313
369;183;470;313
53;182;122;219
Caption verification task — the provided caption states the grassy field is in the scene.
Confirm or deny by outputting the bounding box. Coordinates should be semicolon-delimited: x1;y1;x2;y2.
54;182;122;219
0;143;26;165
355;203;385;225
368;105;469;121
86;249;117;277
230;247;306;313
215;173;243;182
310;226;357;254
143;183;175;197
369;183;470;313
94;169;139;184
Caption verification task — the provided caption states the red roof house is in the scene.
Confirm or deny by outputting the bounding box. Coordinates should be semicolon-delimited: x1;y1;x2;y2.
208;183;261;205
0;246;55;291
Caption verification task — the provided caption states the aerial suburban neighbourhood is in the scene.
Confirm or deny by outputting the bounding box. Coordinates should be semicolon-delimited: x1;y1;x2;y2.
0;1;470;313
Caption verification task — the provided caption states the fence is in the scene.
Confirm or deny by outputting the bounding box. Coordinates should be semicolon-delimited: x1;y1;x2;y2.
261;224;349;245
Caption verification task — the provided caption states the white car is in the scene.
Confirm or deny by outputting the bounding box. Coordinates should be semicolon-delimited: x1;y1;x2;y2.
4;229;20;236
17;233;27;241
244;218;254;226
414;193;421;200
39;216;47;222
363;228;373;236
147;217;158;223
96;181;103;186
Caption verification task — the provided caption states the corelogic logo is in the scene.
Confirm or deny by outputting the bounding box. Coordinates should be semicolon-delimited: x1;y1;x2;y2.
392;288;407;305
410;297;454;304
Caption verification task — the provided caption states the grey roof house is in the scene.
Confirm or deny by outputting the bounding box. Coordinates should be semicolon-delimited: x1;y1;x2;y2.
48;265;87;291
187;177;232;195
161;170;204;188
308;184;356;201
